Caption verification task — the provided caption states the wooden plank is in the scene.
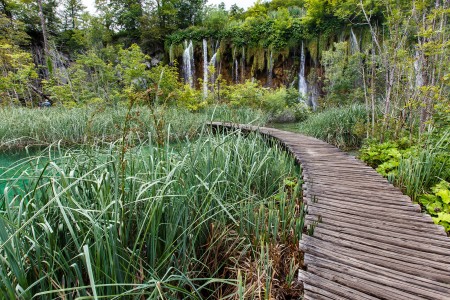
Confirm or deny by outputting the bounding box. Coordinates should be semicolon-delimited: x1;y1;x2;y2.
303;283;345;300
300;236;450;283
305;255;450;299
307;265;439;300
299;270;380;300
307;202;434;224
304;189;413;204
312;227;450;269
307;195;421;212
302;246;450;295
315;219;450;248
305;214;449;241
307;206;447;236
315;224;450;254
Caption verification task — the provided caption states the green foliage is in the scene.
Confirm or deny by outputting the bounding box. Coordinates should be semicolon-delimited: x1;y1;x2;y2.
359;138;411;176
298;104;367;149
0;132;303;298
175;84;207;111
361;131;450;208
0;43;38;105
420;181;450;231
321;42;364;105
0;105;268;150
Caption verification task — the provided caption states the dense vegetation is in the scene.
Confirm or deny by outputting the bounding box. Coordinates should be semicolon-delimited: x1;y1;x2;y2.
0;132;305;298
0;0;449;298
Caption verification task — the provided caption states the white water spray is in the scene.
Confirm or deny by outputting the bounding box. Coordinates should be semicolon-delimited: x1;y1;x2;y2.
267;50;273;87
169;44;174;64
183;40;194;87
209;52;218;87
350;28;360;54
298;42;308;101
203;39;208;98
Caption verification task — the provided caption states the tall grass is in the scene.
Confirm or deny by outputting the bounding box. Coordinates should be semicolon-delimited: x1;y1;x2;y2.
394;132;450;201
0;131;304;299
297;104;367;149
0;105;268;150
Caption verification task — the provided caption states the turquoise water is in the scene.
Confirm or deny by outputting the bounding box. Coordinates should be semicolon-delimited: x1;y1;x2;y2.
0;149;49;204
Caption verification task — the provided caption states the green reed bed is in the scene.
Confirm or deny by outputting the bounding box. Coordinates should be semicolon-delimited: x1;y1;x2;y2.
297;104;367;150
0;131;304;299
0;105;268;150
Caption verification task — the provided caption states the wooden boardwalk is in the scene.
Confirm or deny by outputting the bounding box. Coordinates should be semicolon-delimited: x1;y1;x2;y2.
210;122;450;300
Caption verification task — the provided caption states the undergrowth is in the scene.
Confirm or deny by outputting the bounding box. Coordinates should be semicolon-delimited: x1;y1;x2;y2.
360;131;450;232
0;131;305;299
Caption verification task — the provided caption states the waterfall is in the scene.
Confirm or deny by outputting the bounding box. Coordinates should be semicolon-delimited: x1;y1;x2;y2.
350;28;360;54
183;40;194;88
267;50;273;87
298;42;308;101
232;47;239;84
309;84;319;111
209;52;217;87
203;39;208;98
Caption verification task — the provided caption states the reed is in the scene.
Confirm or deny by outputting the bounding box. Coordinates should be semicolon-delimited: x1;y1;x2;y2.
0;130;304;299
297;104;367;150
0;105;268;150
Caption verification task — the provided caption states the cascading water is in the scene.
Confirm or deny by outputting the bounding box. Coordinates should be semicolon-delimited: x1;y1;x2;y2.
232;47;239;84
203;39;208;98
267;50;273;87
350;28;360;54
183;40;194;88
209;52;218;87
298;42;308;101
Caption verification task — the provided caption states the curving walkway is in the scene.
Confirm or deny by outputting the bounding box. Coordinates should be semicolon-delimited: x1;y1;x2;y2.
210;122;450;300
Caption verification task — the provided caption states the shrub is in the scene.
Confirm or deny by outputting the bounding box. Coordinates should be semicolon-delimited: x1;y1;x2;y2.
419;181;450;231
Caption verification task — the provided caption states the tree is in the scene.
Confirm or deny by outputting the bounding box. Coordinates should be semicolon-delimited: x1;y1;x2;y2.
61;0;86;30
174;0;205;29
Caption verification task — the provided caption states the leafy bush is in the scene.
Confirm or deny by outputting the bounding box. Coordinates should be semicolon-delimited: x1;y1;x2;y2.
419;181;450;231
359;138;411;177
298;104;367;149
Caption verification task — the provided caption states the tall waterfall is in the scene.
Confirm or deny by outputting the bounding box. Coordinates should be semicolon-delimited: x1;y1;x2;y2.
350;28;360;54
183;40;194;87
241;46;245;83
298;42;308;101
232;48;239;84
267;50;273;87
209;52;218;87
203;39;208;98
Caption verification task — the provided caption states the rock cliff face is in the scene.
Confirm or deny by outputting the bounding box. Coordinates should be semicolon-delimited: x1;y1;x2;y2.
172;41;311;89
